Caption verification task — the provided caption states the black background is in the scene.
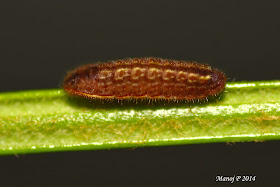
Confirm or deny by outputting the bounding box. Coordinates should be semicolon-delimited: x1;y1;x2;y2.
0;0;280;186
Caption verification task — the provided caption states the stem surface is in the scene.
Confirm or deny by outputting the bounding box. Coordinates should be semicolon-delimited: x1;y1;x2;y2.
0;81;280;155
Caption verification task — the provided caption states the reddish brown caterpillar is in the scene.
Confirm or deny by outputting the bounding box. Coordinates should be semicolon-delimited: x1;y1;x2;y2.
63;58;226;102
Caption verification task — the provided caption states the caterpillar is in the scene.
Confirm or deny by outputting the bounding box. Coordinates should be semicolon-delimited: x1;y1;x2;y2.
63;57;226;102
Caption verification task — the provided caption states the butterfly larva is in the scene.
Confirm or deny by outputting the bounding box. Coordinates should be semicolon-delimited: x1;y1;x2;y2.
63;58;226;101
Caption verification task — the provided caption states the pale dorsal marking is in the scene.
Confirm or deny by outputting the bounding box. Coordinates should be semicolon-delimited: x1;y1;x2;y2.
199;75;211;83
176;71;188;81
114;68;130;80
98;70;113;80
188;73;199;83
163;70;176;81
147;68;162;80
131;67;146;80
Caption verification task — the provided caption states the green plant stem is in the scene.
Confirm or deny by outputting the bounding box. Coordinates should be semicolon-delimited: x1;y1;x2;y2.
0;81;280;155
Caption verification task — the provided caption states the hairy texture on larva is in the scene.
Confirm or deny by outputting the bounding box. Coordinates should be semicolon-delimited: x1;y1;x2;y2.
63;57;226;101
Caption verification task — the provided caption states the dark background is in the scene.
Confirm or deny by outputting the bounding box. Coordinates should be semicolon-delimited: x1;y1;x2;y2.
0;0;279;186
